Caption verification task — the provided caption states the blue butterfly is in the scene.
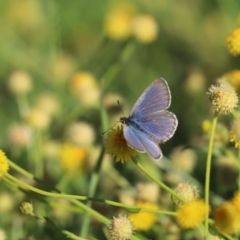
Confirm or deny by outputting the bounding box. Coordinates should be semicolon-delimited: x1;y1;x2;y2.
120;78;178;160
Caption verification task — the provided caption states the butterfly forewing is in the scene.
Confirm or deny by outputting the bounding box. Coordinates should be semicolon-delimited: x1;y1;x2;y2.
130;79;171;118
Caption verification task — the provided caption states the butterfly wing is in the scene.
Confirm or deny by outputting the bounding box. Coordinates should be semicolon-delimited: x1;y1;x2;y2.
130;78;171;118
123;124;162;160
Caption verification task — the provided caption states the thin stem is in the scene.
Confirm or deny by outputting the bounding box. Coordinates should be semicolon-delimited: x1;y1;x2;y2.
204;112;218;239
132;158;185;203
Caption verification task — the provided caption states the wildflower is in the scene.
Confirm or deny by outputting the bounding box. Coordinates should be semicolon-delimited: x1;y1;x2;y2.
7;71;32;95
224;70;240;91
231;192;240;212
104;124;138;163
173;182;199;205
25;107;51;130
132;15;158;43
201;120;212;132
213;201;240;234
104;2;136;40
136;182;159;203
176;199;209;229
229;117;240;148
185;68;206;93
170;147;196;173
0;192;14;212
129;201;158;231
226;28;240;56
207;80;238;114
66;122;95;146
7;123;32;148
59;143;87;172
70;72;99;106
0;150;9;179
20;202;34;215
108;215;135;240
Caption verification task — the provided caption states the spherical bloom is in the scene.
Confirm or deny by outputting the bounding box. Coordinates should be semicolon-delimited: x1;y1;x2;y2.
231;192;240;212
201;119;212;132
7;71;32;95
132;15;158;43
213;201;240;234
0;192;14;213
25;107;51;130
66;122;95;147
104;124;138;163
173;182;199;205
136;182;159;203
104;2;136;40
229;117;240;148
7;123;32;148
20;202;34;215
129;201;159;231
170;147;196;173
59;143;87;172
35;93;60;117
0;150;9;179
70;72;99;106
185;68;206;93
207;80;238;114
224;70;240;91
226;28;240;56
108;215;135;240
176;199;209;229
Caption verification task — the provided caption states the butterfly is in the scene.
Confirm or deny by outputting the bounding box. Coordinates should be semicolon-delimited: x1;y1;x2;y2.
120;78;178;160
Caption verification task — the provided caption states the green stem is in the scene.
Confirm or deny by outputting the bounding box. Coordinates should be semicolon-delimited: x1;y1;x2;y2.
204;112;218;239
132;159;185;203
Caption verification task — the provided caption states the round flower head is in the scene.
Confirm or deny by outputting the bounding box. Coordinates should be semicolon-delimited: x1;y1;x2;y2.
173;182;199;205
0;150;9;179
108;215;135;240
227;28;240;56
104;123;138;163
224;70;240;91
176;199;209;229
132;15;158;43
129;201;158;231
213;201;240;234
231;192;240;212
136;182;159;203
207;79;238;114
229;116;240;148
20;202;34;215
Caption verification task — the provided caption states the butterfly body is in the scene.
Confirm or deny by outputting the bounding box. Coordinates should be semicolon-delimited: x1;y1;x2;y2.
120;78;178;160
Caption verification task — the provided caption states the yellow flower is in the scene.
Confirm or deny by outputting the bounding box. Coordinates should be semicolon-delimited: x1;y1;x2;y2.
201;120;212;132
213;201;240;234
224;70;240;91
227;28;240;56
232;192;240;212
229;117;240;148
176;199;209;229
0;150;9;178
59;143;87;172
104;2;136;40
104;124;138;163
132;15;158;43
129;201;158;231
108;215;135;240
207;80;238;114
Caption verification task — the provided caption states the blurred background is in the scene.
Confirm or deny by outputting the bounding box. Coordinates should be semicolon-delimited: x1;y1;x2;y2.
1;0;240;239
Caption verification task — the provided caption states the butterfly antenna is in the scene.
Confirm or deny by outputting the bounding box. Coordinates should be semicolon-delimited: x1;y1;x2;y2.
117;100;126;117
101;121;120;136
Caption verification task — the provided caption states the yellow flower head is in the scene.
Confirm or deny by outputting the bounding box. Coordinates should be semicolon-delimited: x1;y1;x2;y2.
224;70;240;91
227;28;240;56
176;199;209;229
129;201;159;231
229;117;240;149
207;80;238;114
108;215;135;240
104;124;138;163
213;201;240;234
59;143;87;172
201;120;212;133
232;192;240;212
132;15;158;43
0;150;9;178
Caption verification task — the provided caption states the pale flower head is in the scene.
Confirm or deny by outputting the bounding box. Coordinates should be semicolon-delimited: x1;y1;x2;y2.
66;122;95;147
132;15;158;43
7;71;32;95
0;192;14;212
136;182;159;203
